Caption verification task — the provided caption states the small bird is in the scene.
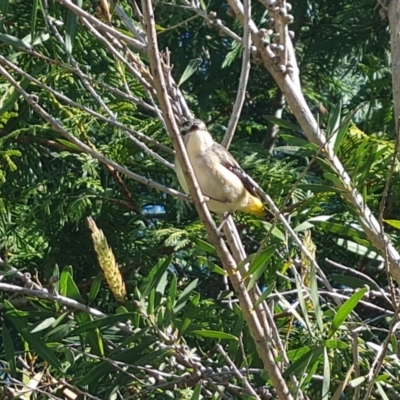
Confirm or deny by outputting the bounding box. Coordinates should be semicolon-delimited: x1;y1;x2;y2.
175;119;268;218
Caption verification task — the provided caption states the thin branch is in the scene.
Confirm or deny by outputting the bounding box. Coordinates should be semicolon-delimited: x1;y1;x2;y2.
0;282;134;334
0;64;188;202
221;0;252;149
56;0;146;51
227;0;400;286
215;344;261;399
325;258;394;308
0;55;174;168
363;310;400;400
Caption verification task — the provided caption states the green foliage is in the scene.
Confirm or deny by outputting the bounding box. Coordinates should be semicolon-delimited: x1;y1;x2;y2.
0;0;398;398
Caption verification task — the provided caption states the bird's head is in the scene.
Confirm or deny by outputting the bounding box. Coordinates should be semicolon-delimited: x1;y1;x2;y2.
180;119;207;136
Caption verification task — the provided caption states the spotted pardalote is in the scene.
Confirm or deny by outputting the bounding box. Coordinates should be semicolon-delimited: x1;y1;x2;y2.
175;119;268;217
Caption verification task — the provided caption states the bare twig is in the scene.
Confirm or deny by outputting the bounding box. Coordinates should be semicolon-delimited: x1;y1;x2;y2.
0;282;135;334
227;0;400;286
363;310;400;400
0;64;187;202
56;0;146;51
215;344;261;399
221;0;252;149
0;55;174;168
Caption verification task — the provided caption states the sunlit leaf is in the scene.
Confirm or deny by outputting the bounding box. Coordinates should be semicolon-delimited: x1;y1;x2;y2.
328;288;367;338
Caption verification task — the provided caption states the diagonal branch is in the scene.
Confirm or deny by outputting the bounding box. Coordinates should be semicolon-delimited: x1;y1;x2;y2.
221;0;252;149
0;64;187;202
227;0;400;285
141;0;293;398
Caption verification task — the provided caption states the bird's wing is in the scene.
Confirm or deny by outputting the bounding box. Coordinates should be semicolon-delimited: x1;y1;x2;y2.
211;142;259;198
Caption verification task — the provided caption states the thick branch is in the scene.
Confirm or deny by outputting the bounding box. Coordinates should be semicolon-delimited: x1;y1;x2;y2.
141;1;292;398
227;0;400;285
388;0;400;133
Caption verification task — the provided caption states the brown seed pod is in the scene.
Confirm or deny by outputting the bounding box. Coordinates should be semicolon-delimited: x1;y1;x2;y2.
268;18;275;28
208;11;217;19
277;64;287;73
269;43;278;51
285;15;294;24
257;28;268;38
272;55;281;65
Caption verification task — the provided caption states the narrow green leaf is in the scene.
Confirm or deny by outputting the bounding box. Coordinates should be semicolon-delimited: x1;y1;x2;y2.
333;118;350;153
31;317;56;333
175;278;198;313
244;246;274;281
190;383;202;400
194;239;217;255
179;293;200;336
275;291;307;329
0;270;16;276
76;312;104;357
321;347;330;400
259;221;286;242
30;0;39;45
56;139;81;151
192;330;238;341
375;374;390;382
236;253;255;271
324;173;344;186
199;0;206;11
64;0;82;58
349;376;366;388
294;221;315;232
328;274;371;289
375;382;390;400
316;221;364;240
178;58;203;87
59;267;84;303
310;258;323;332
263;116;302;132
324;339;349;350
384;219;400;230
5;301;64;372
0;32;31;49
197;256;227;275
295;275;313;337
327;100;342;153
0;0;9;15
253;281;275;309
274;145;316;157
156;270;168;296
88;273;103;303
286;346;312;362
2;325;16;377
32;32;50;46
328;288;367;338
283;347;314;378
139;255;172;298
148;288;155;315
167;275;177;306
337;239;384;261
70;313;135;336
78;339;161;385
